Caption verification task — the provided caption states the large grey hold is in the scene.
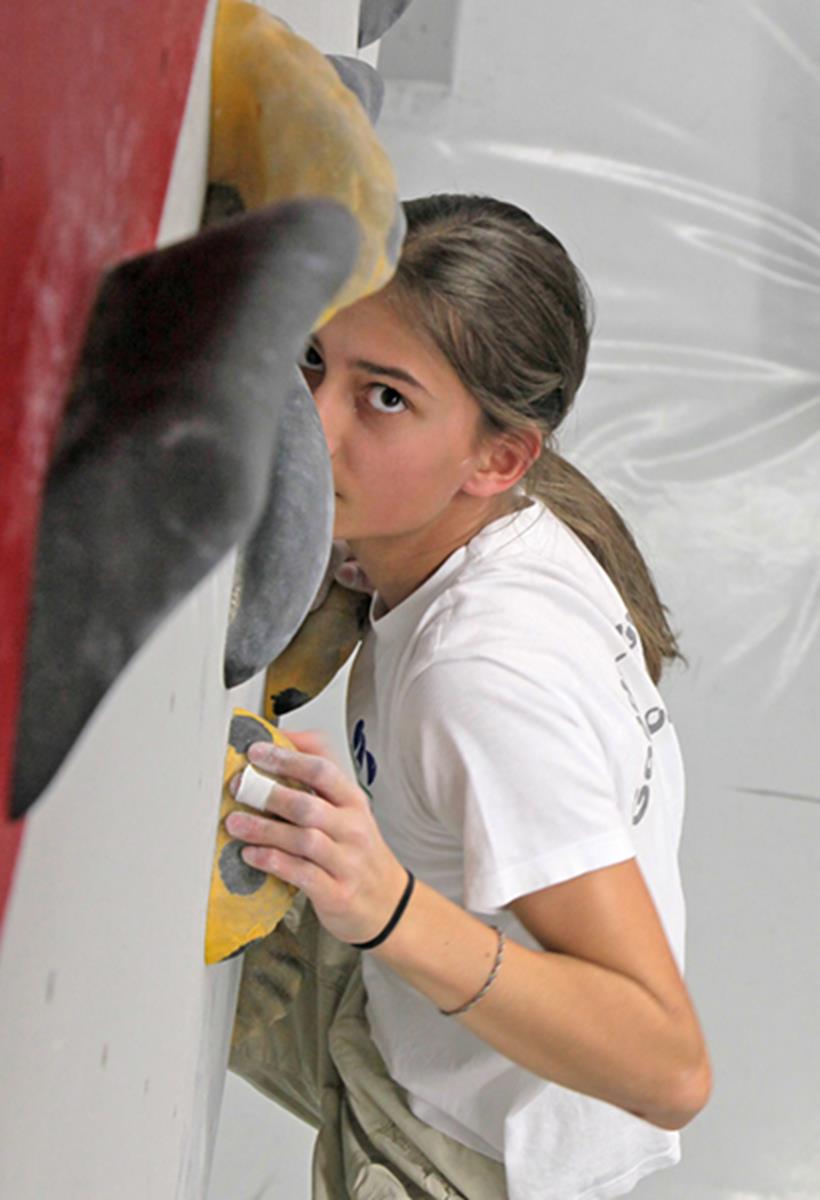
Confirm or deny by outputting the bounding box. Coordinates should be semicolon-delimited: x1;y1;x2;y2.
358;0;416;47
224;367;334;688
11;200;360;817
327;55;386;124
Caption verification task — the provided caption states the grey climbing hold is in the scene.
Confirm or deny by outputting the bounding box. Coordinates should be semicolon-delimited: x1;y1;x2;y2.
219;840;268;896
358;0;416;48
224;367;334;688
229;713;274;754
11;199;360;817
327;55;386;124
385;201;407;269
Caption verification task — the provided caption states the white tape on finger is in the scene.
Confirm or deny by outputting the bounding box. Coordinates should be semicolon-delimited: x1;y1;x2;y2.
235;764;278;812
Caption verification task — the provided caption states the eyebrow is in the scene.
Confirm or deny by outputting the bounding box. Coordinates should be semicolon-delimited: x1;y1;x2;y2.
311;335;429;394
349;359;426;391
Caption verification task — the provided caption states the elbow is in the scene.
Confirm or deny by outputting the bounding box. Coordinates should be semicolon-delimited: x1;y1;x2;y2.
645;1049;713;1132
678;1050;714;1128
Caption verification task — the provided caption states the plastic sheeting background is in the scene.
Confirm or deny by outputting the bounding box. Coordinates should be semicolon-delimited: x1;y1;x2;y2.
209;3;820;1197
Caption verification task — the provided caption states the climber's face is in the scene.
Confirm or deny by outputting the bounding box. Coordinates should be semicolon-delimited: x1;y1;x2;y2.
299;290;502;552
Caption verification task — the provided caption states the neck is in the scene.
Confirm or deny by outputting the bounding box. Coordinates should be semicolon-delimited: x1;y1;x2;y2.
348;493;522;612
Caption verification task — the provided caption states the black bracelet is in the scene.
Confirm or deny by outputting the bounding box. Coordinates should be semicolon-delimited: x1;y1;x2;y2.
351;869;415;950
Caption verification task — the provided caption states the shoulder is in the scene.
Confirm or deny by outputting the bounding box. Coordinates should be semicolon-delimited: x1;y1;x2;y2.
398;515;658;762
411;506;633;678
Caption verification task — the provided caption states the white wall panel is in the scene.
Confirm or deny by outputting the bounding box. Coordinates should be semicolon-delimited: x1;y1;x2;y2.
3;3;263;1196
0;552;259;1198
258;0;359;51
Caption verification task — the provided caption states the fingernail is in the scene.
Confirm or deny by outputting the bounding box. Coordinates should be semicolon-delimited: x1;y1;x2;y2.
225;812;245;836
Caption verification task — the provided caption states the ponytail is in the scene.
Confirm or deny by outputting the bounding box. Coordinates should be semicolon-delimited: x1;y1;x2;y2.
529;451;682;683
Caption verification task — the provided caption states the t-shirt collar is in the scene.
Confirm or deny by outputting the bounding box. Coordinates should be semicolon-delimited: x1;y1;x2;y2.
367;497;541;642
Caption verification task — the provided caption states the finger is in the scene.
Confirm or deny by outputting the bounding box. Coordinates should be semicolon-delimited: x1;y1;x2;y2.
283;729;340;766
227;810;343;877
335;558;373;593
231;763;315;814
233;768;336;832
247;742;360;808
231;764;282;812
241;843;329;897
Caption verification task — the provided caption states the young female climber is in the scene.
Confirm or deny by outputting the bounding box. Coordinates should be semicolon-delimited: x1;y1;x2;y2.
225;194;711;1200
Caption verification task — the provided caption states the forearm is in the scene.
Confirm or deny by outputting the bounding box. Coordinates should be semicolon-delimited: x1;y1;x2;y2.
225;740;709;1128
371;878;706;1130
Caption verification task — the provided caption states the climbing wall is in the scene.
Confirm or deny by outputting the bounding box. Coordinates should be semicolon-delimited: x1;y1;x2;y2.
0;0;211;940
0;4;234;1195
0;2;366;1197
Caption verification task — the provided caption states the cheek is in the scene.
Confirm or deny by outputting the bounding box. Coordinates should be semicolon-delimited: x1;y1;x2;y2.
346;424;475;513
394;448;470;513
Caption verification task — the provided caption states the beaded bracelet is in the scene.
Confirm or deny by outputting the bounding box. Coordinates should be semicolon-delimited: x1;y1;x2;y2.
351;869;416;950
439;925;506;1017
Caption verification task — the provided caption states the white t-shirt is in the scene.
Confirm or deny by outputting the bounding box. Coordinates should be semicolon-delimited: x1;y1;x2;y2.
346;498;686;1200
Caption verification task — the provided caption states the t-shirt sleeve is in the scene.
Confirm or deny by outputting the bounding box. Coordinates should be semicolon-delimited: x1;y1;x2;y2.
399;649;637;913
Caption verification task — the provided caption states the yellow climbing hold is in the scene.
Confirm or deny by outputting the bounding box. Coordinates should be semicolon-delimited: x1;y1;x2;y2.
205;708;299;964
264;582;369;723
209;0;403;326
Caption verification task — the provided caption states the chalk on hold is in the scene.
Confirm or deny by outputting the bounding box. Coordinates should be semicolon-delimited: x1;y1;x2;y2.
205;709;299;964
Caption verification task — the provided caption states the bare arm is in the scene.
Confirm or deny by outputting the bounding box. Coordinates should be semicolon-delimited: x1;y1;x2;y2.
227;734;712;1131
371;861;711;1130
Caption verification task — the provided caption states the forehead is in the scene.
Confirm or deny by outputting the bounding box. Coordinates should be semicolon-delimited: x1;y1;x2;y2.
318;291;473;408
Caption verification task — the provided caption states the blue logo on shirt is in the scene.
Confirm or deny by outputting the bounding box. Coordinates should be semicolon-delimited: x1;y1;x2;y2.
352;718;377;800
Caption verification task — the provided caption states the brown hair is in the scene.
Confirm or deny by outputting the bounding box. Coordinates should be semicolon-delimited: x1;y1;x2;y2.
387;194;682;683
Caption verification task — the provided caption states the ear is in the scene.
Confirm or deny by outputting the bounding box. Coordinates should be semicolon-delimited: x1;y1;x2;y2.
461;426;543;498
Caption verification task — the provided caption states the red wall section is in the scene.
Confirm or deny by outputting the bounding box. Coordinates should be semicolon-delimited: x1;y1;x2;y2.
0;0;209;928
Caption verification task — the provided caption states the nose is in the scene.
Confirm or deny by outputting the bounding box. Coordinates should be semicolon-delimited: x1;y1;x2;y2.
309;373;347;458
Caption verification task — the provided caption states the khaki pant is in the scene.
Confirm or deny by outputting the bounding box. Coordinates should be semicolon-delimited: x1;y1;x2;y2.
230;895;509;1199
